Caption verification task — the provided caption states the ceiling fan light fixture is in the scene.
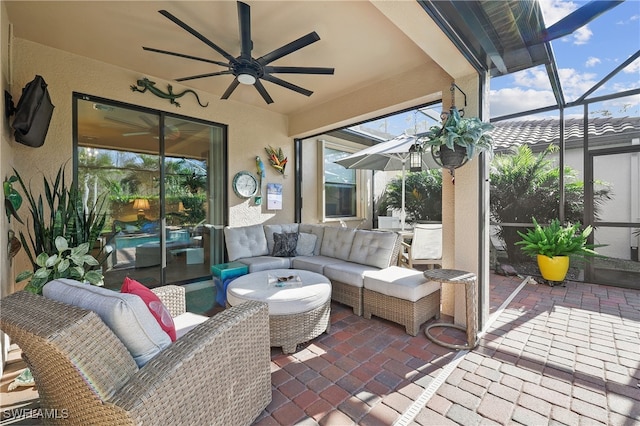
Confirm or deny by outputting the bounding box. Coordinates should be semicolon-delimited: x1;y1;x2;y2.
238;73;256;85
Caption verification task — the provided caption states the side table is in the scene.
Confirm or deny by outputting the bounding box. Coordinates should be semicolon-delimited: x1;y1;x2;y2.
423;269;478;350
211;261;249;307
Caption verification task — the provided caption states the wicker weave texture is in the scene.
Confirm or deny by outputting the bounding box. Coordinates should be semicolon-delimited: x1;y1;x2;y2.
113;301;272;426
0;291;272;426
151;285;186;317
330;280;363;316
0;291;138;425
363;288;441;336
270;300;331;353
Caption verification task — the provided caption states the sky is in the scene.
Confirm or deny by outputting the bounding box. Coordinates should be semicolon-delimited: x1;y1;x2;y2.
356;0;640;137
490;0;640;119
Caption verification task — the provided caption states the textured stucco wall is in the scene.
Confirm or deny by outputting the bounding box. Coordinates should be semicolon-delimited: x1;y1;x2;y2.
439;74;486;321
6;37;294;275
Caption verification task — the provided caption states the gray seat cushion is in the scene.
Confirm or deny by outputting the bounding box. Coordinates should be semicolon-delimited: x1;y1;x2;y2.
323;262;380;288
291;255;346;274
239;256;291;272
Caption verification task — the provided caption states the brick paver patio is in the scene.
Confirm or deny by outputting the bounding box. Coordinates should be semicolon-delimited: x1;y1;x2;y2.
257;274;640;425
2;274;638;425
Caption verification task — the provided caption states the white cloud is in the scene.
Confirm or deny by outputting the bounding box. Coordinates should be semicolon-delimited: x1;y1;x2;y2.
557;68;598;99
512;68;551;90
539;0;577;26
572;26;593;45
623;57;640;74
499;67;598;102
489;87;557;117
585;57;601;68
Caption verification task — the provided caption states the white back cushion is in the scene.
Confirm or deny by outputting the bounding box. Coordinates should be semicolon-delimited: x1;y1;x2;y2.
224;224;269;261
348;230;398;268
321;227;356;259
299;224;325;255
43;278;171;367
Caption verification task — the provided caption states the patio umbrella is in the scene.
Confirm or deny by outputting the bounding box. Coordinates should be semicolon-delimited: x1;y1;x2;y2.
334;133;437;231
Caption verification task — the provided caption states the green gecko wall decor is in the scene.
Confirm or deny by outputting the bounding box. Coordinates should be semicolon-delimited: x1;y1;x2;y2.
131;78;209;108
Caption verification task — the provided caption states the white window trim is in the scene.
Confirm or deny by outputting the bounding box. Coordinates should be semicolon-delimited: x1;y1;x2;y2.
318;139;368;223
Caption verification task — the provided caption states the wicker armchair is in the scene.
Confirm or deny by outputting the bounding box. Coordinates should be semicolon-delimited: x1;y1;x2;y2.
0;287;272;425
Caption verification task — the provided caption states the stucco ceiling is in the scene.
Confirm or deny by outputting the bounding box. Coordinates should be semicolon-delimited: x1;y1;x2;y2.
4;1;472;117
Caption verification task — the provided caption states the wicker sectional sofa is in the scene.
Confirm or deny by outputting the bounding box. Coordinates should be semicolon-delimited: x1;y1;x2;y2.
224;223;402;315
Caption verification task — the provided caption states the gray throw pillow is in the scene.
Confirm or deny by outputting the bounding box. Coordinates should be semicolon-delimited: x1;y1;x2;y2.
272;232;298;257
296;232;317;256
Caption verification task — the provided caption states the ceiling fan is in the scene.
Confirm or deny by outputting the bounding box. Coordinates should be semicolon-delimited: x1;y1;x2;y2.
142;1;335;104
104;115;195;140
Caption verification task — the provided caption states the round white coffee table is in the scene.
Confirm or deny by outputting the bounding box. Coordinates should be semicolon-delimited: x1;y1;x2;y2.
227;269;331;353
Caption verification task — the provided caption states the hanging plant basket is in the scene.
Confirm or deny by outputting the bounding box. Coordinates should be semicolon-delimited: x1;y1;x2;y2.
432;144;469;171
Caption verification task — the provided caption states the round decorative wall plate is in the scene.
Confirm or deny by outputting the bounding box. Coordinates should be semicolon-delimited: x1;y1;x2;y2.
232;171;258;198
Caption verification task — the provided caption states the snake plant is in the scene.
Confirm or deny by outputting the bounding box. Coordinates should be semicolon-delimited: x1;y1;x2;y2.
515;218;600;259
12;165;107;272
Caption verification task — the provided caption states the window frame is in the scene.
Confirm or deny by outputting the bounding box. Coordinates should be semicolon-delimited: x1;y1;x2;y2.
318;139;367;223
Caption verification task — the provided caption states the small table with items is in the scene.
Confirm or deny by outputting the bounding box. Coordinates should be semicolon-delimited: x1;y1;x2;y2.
211;261;249;307
423;269;478;350
226;269;331;353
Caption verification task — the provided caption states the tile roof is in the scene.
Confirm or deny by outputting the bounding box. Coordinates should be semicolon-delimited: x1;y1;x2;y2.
490;116;640;152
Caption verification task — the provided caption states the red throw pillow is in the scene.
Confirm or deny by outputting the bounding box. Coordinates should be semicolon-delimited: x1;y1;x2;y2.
121;277;177;341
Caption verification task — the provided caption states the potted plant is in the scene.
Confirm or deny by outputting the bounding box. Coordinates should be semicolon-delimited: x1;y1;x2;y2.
515;217;600;283
417;106;494;172
16;235;104;294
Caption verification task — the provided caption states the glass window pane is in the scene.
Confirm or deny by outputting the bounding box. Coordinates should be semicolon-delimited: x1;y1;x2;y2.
325;148;355;184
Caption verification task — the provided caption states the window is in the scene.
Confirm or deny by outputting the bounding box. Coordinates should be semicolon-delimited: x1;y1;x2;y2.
319;140;364;220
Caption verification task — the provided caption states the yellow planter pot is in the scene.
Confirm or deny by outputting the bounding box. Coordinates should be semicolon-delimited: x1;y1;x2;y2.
537;254;570;281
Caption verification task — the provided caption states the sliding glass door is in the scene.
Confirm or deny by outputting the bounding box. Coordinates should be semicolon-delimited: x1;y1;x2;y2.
75;94;226;289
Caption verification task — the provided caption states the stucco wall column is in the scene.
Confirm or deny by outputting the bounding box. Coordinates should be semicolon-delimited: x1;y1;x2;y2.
439;75;483;327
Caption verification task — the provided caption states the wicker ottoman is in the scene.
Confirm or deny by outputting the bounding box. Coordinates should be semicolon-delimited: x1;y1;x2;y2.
227;269;331;353
363;266;441;336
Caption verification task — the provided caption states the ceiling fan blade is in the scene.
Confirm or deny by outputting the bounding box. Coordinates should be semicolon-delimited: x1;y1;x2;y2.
143;46;229;68
221;79;240;100
541;0;623;42
123;131;152;137
139;115;156;128
253;79;274;104
257;32;321;65
238;1;252;59
264;66;335;75
261;74;313;97
158;10;238;64
104;116;146;129
176;70;233;82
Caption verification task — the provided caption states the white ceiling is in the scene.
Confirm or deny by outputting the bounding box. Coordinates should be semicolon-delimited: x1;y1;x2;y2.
4;1;471;117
